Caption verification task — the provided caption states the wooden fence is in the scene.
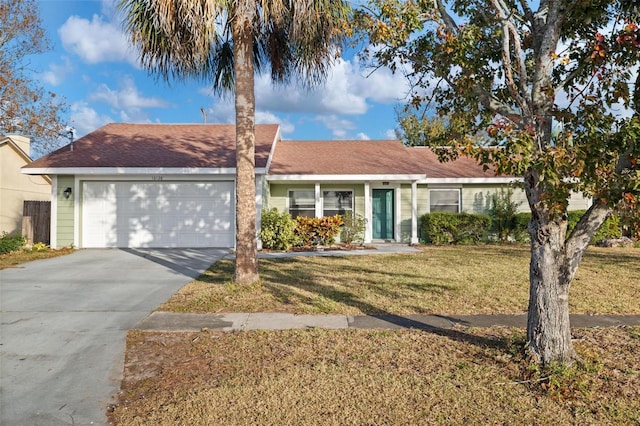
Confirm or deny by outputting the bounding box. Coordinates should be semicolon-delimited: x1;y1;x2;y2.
22;201;51;244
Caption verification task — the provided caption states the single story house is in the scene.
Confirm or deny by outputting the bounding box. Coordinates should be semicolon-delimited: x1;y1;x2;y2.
22;123;590;248
1;135;51;235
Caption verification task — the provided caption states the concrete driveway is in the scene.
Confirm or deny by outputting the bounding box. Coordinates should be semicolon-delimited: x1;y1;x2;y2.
0;248;228;425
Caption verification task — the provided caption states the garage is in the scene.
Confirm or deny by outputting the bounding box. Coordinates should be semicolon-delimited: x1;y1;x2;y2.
81;181;234;248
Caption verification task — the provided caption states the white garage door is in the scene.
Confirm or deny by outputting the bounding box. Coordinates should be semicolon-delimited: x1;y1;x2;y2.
81;181;234;248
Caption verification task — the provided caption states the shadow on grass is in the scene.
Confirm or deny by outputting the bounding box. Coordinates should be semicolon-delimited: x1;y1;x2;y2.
256;256;516;353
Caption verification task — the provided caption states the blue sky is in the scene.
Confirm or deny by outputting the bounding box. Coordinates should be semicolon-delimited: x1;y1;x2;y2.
34;0;410;145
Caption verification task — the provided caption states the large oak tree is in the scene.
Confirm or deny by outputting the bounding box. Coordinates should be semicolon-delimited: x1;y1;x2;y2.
119;0;351;284
359;0;640;364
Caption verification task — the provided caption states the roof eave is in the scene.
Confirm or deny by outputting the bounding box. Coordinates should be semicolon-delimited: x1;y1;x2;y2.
267;174;427;182
22;167;267;175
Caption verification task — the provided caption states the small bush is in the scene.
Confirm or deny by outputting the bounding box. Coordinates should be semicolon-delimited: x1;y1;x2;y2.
513;212;532;243
295;215;344;246
259;208;298;250
340;211;366;245
31;242;49;252
0;232;27;254
567;210;621;244
488;188;522;242
420;212;490;245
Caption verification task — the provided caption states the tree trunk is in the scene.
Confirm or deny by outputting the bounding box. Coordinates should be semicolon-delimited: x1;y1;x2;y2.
232;3;259;285
522;167;577;365
526;217;576;365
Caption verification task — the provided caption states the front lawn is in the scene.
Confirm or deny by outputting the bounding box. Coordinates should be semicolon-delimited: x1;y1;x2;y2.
109;327;640;425
110;244;640;425
160;245;640;315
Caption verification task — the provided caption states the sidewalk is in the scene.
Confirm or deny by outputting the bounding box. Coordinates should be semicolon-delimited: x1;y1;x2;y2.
137;244;640;333
135;311;640;332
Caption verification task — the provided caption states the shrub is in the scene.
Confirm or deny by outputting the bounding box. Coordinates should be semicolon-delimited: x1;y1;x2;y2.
488;188;522;242
618;200;640;240
0;232;26;254
340;211;366;245
420;212;490;245
295;215;344;246
259;208;298;250
567;210;621;244
31;242;49;252
513;212;532;243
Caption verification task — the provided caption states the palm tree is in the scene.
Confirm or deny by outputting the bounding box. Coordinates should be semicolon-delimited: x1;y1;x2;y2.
118;0;351;284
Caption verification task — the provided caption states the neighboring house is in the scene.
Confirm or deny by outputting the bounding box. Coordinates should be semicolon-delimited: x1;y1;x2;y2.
22;123;590;248
1;135;51;235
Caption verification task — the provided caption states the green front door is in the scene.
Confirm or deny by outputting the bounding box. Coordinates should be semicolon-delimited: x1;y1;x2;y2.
372;189;394;240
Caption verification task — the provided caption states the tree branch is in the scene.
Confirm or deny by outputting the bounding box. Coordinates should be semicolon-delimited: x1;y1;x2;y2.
434;0;458;32
519;0;535;22
564;201;611;281
492;0;531;116
471;85;522;118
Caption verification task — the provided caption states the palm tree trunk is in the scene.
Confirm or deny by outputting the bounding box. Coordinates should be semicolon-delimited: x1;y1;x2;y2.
232;2;259;285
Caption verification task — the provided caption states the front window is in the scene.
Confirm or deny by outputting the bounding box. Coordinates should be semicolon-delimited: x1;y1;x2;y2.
288;190;315;218
323;190;353;217
430;189;460;213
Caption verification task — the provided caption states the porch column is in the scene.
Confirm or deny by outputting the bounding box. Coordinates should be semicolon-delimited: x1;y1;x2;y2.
255;176;263;250
50;176;58;249
364;182;372;243
315;182;322;218
411;180;419;245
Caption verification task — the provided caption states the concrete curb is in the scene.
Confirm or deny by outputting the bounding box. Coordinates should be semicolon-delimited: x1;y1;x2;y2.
135;312;640;332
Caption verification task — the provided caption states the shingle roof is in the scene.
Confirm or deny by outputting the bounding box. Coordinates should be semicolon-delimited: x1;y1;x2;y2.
269;140;423;175
269;139;500;178
23;123;503;179
24;123;280;169
406;147;499;178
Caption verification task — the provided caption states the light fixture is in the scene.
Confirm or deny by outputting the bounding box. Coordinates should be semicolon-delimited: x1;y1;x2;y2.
63;187;72;199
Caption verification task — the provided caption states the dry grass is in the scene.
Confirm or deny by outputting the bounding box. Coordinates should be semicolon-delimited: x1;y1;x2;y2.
160;245;640;315
0;247;74;270
109;326;640;425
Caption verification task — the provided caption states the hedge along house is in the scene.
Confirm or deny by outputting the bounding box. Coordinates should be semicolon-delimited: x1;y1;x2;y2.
22;123;591;248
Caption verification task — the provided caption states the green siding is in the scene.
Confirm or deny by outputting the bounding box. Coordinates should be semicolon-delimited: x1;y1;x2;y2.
56;175;75;247
460;185;528;214
568;192;591;210
269;184;314;213
400;185;412;242
268;183;365;218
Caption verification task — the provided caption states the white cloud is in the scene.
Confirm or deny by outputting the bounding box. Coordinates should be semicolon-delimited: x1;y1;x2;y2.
254;56;409;116
40;57;74;86
255;111;295;134
356;132;370;140
69;102;113;138
198;55;410;138
91;76;170;110
88;76;170;122
200;97;235;123
314;115;357;139
59;15;138;66
385;128;398;139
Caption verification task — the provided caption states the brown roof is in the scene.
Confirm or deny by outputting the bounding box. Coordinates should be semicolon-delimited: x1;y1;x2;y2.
269;140;500;178
269;140;423;175
24;123;279;169
24;122;503;179
407;147;500;178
